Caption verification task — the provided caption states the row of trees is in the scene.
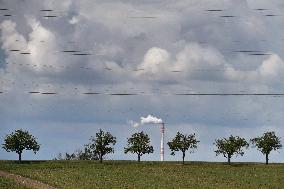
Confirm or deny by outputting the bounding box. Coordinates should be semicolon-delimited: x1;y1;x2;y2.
2;129;282;165
215;133;282;165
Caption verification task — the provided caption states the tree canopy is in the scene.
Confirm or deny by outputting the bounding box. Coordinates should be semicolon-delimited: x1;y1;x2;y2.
2;129;40;163
88;129;116;163
168;132;199;164
55;147;98;161
214;135;249;165
124;131;154;162
251;131;282;164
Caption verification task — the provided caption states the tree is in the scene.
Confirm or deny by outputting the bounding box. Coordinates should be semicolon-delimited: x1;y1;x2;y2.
54;144;99;161
214;135;249;165
2;129;40;163
251;131;282;165
168;132;199;164
65;152;76;160
124;131;154;162
88;129;116;163
77;147;98;160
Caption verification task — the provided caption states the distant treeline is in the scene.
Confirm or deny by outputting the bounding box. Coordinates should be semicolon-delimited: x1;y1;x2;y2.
2;129;282;165
53;130;281;165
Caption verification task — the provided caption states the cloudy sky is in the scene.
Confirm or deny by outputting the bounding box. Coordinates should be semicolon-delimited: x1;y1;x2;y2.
1;0;284;163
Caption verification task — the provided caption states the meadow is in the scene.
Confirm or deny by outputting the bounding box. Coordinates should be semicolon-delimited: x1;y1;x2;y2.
0;175;29;189
0;161;283;189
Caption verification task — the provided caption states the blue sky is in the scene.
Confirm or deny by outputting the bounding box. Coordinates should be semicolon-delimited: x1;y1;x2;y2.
1;0;284;163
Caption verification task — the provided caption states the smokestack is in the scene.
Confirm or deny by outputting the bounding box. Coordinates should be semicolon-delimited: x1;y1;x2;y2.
160;123;165;161
130;115;164;161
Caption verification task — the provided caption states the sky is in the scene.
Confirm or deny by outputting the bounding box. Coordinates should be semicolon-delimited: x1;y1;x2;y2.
1;0;284;163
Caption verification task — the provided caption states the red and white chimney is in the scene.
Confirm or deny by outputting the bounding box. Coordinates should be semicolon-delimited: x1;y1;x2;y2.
160;123;165;161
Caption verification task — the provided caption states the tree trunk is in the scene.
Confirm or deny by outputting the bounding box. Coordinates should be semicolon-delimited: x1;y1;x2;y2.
182;152;185;164
99;154;103;163
18;152;22;164
227;155;231;165
266;153;269;165
138;154;141;162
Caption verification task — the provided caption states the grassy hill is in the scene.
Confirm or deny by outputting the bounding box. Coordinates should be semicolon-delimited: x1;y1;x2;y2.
0;176;30;189
0;161;283;189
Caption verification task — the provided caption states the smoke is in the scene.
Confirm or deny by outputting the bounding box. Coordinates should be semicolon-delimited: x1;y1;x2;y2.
129;115;163;128
128;120;140;128
141;115;163;124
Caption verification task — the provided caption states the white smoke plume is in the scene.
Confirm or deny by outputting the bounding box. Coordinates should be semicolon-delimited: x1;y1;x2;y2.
141;115;163;124
128;120;140;128
129;115;163;128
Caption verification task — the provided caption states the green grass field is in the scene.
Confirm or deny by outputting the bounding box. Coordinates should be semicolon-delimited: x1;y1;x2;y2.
0;161;283;189
0;176;30;189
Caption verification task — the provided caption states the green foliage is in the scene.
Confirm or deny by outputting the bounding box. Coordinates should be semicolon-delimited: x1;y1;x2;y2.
168;132;199;164
77;147;98;160
88;129;116;163
214;135;249;164
2;129;40;163
55;147;98;161
251;131;282;164
124;131;154;162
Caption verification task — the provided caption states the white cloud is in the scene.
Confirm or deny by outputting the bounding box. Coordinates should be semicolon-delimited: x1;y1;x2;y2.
0;18;60;73
0;20;27;52
26;18;59;71
69;16;79;25
1;0;284;162
225;54;284;83
258;54;284;78
140;47;171;74
136;43;226;81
